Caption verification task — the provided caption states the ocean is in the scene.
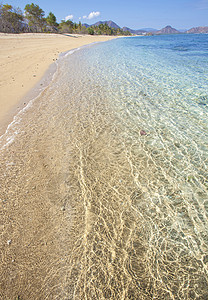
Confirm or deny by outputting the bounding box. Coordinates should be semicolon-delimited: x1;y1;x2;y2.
0;34;208;299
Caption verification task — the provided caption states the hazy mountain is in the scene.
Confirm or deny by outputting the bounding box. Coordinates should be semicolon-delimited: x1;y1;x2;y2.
139;27;158;32
134;29;148;34
178;29;188;33
90;20;120;29
82;23;90;28
84;21;145;34
122;27;146;34
83;21;208;35
186;26;208;34
156;25;180;34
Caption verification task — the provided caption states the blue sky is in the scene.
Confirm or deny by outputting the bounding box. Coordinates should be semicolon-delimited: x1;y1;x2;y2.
7;0;208;29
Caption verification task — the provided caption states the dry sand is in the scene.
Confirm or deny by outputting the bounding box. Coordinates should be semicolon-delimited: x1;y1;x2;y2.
0;33;116;135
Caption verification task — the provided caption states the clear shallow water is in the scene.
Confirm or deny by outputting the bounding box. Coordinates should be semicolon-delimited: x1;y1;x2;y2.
0;35;208;299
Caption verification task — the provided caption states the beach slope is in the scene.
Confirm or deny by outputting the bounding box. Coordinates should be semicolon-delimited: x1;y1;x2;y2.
0;33;116;134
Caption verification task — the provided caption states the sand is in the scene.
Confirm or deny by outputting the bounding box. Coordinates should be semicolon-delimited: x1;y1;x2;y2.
0;33;116;135
1;33;207;299
0;33;120;298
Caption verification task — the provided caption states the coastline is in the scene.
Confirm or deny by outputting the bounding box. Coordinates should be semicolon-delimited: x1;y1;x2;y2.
0;32;207;299
0;33;117;136
0;36;119;298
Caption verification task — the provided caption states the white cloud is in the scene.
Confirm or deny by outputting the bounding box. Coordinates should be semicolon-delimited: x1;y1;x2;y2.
88;11;100;19
65;15;74;21
82;11;100;20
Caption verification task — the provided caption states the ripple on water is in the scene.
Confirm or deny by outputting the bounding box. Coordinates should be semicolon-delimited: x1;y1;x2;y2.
0;35;208;299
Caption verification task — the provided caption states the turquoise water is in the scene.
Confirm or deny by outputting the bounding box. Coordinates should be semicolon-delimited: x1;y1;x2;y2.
1;34;208;298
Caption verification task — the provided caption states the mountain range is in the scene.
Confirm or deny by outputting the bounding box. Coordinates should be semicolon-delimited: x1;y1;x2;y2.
156;25;179;34
186;26;208;34
83;20;208;35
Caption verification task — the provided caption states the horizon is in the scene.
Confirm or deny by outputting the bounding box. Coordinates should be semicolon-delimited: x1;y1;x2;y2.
4;0;208;30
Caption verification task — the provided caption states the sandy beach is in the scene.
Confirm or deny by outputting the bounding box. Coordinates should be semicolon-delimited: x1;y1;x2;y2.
1;32;207;299
1;34;120;299
0;33;116;135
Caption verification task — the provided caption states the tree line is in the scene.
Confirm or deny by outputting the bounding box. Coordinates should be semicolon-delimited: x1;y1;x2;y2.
86;23;131;36
0;3;131;36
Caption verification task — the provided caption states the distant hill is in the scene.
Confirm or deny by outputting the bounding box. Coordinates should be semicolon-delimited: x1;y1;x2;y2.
82;23;90;28
178;29;187;33
186;26;208;34
134;29;147;34
156;25;180;34
90;20;120;29
139;28;158;32
82;21;208;36
122;26;133;33
84;21;147;34
122;27;146;34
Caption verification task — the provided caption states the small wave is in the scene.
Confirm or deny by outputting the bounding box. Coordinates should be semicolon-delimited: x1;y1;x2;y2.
171;46;189;51
197;95;208;106
0;43;96;151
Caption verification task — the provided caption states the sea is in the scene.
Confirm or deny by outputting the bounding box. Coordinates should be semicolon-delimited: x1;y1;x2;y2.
0;34;208;299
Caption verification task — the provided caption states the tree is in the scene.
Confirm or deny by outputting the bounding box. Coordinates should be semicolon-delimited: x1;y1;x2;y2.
46;12;58;31
24;3;45;32
87;27;94;35
0;4;24;33
79;24;88;34
73;22;78;31
58;19;74;33
46;12;56;26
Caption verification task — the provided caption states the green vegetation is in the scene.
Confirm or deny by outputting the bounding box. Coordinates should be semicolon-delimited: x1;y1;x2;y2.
0;4;24;33
58;20;88;34
24;3;45;32
46;12;57;27
0;2;132;35
87;27;94;35
89;23;131;36
88;23;131;35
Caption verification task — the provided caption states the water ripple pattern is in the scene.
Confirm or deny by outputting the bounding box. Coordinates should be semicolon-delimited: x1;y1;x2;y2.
0;34;208;299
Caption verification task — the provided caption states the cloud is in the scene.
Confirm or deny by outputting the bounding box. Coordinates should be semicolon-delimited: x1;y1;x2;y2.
88;11;100;19
82;11;100;20
65;15;73;21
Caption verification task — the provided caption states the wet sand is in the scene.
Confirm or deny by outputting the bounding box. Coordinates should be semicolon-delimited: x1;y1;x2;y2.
0;34;120;299
0;83;144;299
1;34;207;299
0;33;116;135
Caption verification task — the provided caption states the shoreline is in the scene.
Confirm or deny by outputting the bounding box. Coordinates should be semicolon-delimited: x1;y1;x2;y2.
0;33;117;136
0;32;207;299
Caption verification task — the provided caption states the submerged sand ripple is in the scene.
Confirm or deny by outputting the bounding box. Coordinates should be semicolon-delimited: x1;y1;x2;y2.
0;45;208;299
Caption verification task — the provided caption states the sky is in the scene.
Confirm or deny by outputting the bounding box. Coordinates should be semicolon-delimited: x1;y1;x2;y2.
6;0;208;30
